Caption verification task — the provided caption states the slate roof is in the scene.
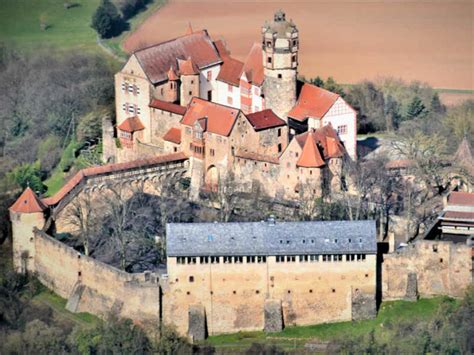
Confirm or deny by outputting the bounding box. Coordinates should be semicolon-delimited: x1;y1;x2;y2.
134;30;222;84
166;220;377;257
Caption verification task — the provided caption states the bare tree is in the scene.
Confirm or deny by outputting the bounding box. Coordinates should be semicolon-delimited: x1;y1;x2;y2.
65;191;97;256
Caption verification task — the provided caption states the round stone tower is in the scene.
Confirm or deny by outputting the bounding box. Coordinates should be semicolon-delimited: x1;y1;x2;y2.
262;10;298;121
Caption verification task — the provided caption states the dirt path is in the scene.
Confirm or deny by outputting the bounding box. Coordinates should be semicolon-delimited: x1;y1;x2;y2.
124;0;473;91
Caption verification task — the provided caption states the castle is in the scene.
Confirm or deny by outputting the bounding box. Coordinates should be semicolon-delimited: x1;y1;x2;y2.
7;10;472;341
105;10;357;200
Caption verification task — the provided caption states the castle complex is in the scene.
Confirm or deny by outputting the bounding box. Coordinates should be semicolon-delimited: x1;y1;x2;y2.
7;10;472;341
106;10;357;200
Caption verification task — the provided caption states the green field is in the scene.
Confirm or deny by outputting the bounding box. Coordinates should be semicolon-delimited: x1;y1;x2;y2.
204;297;457;351
0;0;165;57
0;0;101;52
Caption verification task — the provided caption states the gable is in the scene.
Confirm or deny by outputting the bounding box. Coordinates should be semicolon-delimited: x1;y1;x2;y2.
324;97;355;117
121;54;147;78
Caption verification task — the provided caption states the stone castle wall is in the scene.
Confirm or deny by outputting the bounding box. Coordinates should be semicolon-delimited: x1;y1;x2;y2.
164;255;377;336
382;240;472;300
33;229;161;327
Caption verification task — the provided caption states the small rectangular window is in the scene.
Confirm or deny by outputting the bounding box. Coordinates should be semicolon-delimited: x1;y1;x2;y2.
211;256;220;264
267;57;272;64
207;71;212;81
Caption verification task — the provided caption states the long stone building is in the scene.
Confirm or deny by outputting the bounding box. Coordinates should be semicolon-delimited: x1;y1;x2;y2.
106;10;357;201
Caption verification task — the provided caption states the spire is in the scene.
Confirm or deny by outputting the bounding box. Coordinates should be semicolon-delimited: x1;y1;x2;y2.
185;22;193;35
9;187;46;214
297;132;325;168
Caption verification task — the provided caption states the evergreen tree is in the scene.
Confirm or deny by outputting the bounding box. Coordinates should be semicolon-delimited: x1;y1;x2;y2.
311;76;324;87
91;0;124;39
406;96;428;121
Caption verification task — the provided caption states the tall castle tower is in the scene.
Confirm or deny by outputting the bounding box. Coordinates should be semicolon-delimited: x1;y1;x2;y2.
262;10;298;120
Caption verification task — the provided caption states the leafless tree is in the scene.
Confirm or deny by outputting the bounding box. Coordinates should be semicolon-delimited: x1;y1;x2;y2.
65;191;98;256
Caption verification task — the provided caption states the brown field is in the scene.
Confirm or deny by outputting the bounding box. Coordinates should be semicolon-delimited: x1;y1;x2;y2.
124;0;473;92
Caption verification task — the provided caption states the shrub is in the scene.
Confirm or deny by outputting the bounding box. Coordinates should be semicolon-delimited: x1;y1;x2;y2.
91;0;125;38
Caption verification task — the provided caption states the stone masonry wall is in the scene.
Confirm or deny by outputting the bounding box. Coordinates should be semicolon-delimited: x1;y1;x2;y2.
382;240;472;300
33;230;160;327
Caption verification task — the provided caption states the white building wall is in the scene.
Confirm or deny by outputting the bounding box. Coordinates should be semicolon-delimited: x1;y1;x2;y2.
250;85;264;112
215;81;241;109
199;65;221;102
321;97;357;160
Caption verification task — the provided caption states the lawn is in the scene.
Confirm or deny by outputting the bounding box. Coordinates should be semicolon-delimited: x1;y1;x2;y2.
204;297;457;351
34;288;100;327
0;0;166;59
0;0;101;53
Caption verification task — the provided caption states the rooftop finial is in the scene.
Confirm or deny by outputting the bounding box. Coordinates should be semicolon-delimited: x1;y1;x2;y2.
185;22;193;35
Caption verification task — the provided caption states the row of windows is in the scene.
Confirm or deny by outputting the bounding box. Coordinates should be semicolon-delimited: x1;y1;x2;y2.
176;254;366;265
122;103;141;115
337;125;348;135
277;254;366;263
121;82;140;95
177;255;267;265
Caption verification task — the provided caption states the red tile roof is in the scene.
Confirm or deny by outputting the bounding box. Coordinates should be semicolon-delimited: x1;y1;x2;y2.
297;132;326;168
288;84;339;122
295;125;345;160
134;30;221;84
448;191;474;206
149;99;187;115
241;42;264;86
167;67;179;81
163;127;182;144
246;109;286;131
214;40;231;58
42;152;188;207
216;56;244;87
443;211;474;221
117;116;145;133
10;187;46;213
181;97;239;136
178;58;199;75
235;150;279;164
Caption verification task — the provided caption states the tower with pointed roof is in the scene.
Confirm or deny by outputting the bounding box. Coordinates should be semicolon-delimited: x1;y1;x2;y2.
261;10;298;121
9;187;47;273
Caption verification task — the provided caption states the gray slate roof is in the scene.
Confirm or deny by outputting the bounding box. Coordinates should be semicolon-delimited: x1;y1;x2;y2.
166;220;377;257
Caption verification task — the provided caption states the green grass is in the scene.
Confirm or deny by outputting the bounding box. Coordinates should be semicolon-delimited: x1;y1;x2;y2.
0;0;101;53
204;297;457;351
44;168;66;197
34;288;100;327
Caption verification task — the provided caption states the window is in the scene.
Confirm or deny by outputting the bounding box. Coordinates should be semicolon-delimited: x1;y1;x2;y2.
247;256;256;263
185;127;192;135
292;55;297;63
207;90;212;101
207;71;212;81
278;74;282;79
276;256;285;263
223;256;232;264
200;256;209;264
337;125;348;135
187;256;196;264
277;128;282;137
189;276;194;282
310;255;319;262
286;255;296;262
278;143;282;153
227;96;233;105
228;84;233;92
177;257;186;264
267;57;272;64
189;91;192;96
234;256;243;263
257;256;266;263
299;255;309;262
210;148;215;157
211;256;220;264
